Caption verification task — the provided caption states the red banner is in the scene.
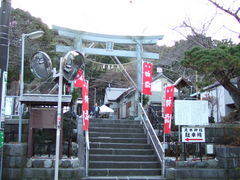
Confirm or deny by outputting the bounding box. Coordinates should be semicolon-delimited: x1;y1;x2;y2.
74;69;85;88
82;80;89;131
164;85;174;134
142;62;152;95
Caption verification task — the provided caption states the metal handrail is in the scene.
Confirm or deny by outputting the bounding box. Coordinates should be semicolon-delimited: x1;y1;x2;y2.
85;130;90;176
138;103;165;177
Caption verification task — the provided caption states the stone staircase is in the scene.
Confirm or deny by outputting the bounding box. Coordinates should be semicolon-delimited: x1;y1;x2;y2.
86;118;163;180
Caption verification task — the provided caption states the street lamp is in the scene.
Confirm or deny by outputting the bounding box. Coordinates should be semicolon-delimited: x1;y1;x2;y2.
20;30;44;97
18;30;44;143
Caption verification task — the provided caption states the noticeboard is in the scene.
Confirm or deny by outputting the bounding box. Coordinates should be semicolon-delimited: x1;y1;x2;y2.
175;100;209;126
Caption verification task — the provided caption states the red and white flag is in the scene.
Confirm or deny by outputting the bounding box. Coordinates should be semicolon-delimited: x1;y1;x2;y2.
82;80;89;131
142;62;152;95
74;69;85;88
164;85;174;134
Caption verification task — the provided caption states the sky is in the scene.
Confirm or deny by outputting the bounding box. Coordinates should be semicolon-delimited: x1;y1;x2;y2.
11;0;240;46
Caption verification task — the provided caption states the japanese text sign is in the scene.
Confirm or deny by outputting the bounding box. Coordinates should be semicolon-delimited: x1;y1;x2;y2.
182;127;205;142
164;85;174;134
82;80;89;131
142;62;152;95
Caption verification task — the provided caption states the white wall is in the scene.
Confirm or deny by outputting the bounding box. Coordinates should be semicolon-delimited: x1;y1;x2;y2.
118;95;136;119
224;87;234;105
151;79;163;92
200;85;234;122
150;78;174;104
108;102;119;119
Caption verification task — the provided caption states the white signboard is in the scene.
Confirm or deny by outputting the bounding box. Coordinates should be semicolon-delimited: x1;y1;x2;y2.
0;71;7;122
182;127;205;142
5;97;13;116
175;100;209;125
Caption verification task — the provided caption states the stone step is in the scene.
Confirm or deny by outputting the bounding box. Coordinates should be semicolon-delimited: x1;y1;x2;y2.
88;118;162;178
90;148;154;155
89;161;160;169
90;123;142;129
89;127;144;133
89;154;157;162
90;142;152;149
90;137;147;144
90;132;146;138
83;176;164;180
90;119;141;125
88;168;161;176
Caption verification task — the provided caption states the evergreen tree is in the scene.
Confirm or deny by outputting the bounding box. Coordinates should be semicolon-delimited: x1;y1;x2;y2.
182;41;240;120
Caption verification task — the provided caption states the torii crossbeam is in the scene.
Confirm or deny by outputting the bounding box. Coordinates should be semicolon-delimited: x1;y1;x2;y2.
53;25;163;91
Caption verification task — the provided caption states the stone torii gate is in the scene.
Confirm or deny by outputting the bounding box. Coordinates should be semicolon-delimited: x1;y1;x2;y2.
53;25;163;93
53;25;165;177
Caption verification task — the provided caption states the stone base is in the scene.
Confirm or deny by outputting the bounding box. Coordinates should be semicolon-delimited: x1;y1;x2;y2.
166;168;240;180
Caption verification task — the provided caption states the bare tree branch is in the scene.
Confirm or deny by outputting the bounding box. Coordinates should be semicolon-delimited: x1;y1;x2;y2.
202;13;217;34
172;25;205;48
208;0;240;24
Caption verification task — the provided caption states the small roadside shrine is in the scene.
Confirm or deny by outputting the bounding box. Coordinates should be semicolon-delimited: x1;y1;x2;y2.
20;94;71;158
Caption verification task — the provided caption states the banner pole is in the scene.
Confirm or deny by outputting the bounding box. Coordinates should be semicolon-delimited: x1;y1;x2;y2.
141;61;143;106
54;57;63;180
163;131;166;151
178;125;181;161
163;130;166;178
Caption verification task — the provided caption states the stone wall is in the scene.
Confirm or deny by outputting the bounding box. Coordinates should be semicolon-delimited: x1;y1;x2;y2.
3;143;27;180
165;145;240;179
215;145;240;168
3;143;85;180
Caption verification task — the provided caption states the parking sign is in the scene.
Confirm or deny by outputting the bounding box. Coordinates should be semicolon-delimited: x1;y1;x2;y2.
182;127;205;142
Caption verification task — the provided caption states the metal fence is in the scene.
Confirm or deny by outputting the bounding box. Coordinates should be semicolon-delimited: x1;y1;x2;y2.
138;103;165;177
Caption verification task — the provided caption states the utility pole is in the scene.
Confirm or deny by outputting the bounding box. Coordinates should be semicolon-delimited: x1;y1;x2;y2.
0;0;11;126
0;0;11;179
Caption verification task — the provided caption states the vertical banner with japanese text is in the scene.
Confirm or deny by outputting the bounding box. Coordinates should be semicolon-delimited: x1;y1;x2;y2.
164;85;174;134
74;69;85;88
82;80;89;131
142;61;152;95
